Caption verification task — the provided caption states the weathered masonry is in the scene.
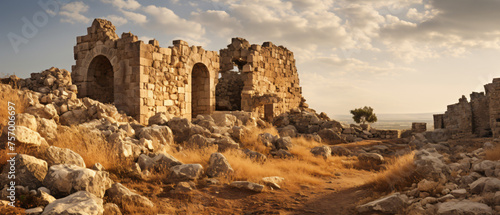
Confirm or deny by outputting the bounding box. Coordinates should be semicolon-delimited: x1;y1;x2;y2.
72;19;303;124
434;78;500;137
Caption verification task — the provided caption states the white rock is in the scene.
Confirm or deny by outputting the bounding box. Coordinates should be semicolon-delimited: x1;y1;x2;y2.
41;191;104;215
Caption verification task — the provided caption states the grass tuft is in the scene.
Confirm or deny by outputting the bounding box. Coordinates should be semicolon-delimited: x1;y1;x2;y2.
366;151;418;191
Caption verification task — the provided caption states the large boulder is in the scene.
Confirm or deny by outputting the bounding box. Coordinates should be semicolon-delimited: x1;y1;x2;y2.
106;183;154;210
41;191;104;215
25;103;58;120
206;153;234;178
14;113;37;131
43;164;113;198
274;136;293;150
2;125;47;148
472;160;497;177
413;149;449;181
168;164;204;183
37;118;58;140
137;125;174;149
167;117;192;143
0;154;48;189
436;200;493;215
279;125;297;138
356;192;406;214
212;113;238;127
147;112;171;126
44;146;86;168
469;177;500;194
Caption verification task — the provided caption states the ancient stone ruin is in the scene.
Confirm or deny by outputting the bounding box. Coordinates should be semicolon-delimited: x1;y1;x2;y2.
434;78;500;137
72;19;303;124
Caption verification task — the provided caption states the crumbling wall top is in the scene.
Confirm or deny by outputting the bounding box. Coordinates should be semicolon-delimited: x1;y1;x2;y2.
87;18;119;41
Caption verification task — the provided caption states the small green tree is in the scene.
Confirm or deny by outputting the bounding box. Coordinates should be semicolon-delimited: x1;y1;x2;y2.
350;106;378;125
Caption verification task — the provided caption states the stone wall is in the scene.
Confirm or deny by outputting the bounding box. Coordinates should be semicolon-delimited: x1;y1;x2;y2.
434;78;500;137
72;19;303;124
219;38;302;119
443;96;473;135
470;92;490;137
486;78;500;137
433;114;444;129
412;123;427;133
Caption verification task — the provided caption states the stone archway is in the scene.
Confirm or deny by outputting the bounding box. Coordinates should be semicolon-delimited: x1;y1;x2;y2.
191;63;211;118
87;55;114;104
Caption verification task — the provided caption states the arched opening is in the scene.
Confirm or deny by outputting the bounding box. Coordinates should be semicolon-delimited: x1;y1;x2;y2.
191;63;211;118
215;60;244;111
87;55;114;103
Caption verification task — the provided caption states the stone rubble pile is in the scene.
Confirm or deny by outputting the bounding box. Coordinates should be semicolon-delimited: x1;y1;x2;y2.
357;134;500;215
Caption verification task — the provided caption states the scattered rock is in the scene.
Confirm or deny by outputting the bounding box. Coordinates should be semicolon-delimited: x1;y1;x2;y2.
42;191;104;215
106;183;154;210
148;112;171;126
44;146;86;168
43;164;113;198
356;192;406;215
330;145;352;156
469;177;500;194
230;181;264;192
103;203;122;215
310;146;331;158
436;200;493;215
275;136;293;150
262;176;284;189
206;153;234;178
242;149;267;162
168;164;204;182
0;154;48;189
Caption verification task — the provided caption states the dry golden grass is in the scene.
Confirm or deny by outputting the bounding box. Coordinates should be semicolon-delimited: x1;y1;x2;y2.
485;145;500;161
169;127;346;190
239;126;279;154
0;84;27;132
366;151;418;191
49;126;123;170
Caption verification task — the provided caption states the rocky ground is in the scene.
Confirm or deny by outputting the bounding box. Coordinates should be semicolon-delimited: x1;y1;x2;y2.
0;68;499;215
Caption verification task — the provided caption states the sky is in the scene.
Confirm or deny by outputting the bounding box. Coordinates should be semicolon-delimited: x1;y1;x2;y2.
1;0;500;117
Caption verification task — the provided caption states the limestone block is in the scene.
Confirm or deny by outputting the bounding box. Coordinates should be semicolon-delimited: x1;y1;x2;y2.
153;52;163;61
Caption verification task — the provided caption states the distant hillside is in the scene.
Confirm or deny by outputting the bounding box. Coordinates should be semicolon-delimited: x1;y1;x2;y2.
332;113;437;130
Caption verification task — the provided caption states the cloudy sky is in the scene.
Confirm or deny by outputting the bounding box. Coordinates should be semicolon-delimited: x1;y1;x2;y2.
1;0;500;117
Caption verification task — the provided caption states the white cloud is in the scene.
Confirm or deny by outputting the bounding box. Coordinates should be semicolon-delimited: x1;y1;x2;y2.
380;0;500;61
103;15;128;26
121;10;147;24
143;5;205;40
191;10;241;37
101;0;141;10
60;1;90;24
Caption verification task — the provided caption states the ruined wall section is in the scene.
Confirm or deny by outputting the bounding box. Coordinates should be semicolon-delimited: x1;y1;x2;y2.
219;38;302;118
72;19;142;119
470;92;490;137
443;96;473;135
137;40;219;123
486;79;500;138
